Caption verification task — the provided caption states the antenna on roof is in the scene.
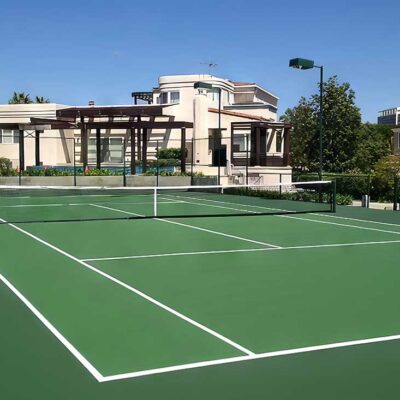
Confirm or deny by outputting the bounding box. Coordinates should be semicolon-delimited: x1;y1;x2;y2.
200;61;218;76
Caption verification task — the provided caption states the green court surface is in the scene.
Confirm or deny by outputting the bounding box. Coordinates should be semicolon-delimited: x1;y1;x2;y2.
1;190;400;399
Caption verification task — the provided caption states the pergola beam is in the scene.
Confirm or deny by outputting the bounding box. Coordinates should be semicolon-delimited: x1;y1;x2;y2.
77;121;193;129
57;105;170;119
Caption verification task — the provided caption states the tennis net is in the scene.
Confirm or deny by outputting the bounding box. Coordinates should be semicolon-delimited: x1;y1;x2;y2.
0;181;336;224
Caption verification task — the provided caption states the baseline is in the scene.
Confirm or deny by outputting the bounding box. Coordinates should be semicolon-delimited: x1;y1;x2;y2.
101;333;400;382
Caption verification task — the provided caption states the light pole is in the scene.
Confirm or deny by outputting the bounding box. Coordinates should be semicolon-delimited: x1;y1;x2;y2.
289;58;324;180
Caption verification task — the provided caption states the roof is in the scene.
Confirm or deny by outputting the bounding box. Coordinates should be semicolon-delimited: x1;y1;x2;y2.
231;82;256;86
208;108;271;122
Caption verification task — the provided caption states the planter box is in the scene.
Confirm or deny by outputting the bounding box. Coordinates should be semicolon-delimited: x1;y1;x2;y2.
75;176;124;187
0;177;19;185
158;176;191;187
125;176;157;187
20;176;75;186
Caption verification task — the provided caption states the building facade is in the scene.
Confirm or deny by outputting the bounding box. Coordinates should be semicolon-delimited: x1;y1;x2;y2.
378;107;400;125
0;74;291;184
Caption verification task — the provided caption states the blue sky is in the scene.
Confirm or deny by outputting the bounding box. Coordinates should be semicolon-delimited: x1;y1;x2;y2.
0;0;398;122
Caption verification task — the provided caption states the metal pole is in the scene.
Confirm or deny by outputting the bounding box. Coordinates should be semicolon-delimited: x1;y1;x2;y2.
218;88;221;133
156;140;159;187
191;138;194;185
246;134;249;185
73;139;77;186
332;179;337;213
394;175;399;211
123;138;126;187
319;66;324;180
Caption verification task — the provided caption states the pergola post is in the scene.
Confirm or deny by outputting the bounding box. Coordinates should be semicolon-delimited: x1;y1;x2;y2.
96;128;101;169
130;128;136;175
35;130;41;166
80;117;88;170
19;129;25;171
255;127;261;165
283;127;290;165
142;127;148;173
181;127;186;173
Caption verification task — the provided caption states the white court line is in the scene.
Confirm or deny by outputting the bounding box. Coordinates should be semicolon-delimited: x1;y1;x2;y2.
163;193;289;213
0;200;182;209
0;273;103;382
101;333;400;382
82;239;400;262
166;194;400;231
0;217;254;357
279;215;400;236
90;203;281;249
314;213;400;228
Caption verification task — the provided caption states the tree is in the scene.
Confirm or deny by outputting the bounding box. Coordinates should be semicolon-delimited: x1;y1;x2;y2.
372;154;400;201
282;76;361;173
352;123;393;173
8;92;33;104
35;96;50;103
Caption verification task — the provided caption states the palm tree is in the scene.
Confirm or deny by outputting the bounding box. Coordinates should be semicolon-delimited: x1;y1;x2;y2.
35;96;50;104
8;92;33;104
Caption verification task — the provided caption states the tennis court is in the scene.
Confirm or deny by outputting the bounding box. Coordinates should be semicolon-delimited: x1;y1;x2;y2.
1;182;400;399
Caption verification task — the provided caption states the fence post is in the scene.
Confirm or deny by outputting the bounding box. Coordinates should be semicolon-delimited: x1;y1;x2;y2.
394;175;399;211
332;179;337;213
123;138;127;187
191;138;194;186
156;140;159;187
73;139;77;187
246;134;249;185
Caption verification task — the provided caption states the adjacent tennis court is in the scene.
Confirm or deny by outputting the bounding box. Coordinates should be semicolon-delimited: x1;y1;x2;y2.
1;183;400;399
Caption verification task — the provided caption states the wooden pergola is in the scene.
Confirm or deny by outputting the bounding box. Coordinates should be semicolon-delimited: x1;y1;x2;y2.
6;105;193;174
231;121;291;167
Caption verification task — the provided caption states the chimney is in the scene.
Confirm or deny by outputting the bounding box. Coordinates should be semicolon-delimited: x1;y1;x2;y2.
88;100;95;106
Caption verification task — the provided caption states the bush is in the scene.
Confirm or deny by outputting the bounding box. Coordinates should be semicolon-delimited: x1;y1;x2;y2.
0;158;17;176
156;148;182;160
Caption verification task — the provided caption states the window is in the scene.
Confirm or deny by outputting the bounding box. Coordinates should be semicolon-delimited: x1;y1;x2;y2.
0;129;19;144
88;137;123;163
207;88;220;102
160;92;169;104
158;91;180;105
233;135;248;152
276;133;283;152
170;91;180;103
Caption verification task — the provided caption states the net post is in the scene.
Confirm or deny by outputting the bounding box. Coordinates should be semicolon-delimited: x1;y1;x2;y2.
154;187;158;217
331;179;337;213
279;173;282;196
394;175;399;211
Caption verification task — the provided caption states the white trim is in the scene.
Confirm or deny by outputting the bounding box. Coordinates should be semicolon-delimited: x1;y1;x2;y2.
101;334;400;382
279;215;400;236
314;213;400;228
82;239;400;262
0;273;103;382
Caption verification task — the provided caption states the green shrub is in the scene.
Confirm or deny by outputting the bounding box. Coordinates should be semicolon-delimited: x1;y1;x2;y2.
0;157;17;176
156;148;182;160
336;194;353;205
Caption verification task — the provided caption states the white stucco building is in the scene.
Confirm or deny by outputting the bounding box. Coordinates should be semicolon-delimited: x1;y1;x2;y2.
0;74;291;184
